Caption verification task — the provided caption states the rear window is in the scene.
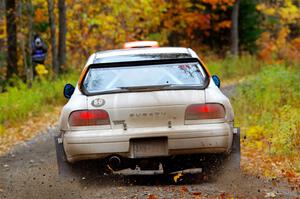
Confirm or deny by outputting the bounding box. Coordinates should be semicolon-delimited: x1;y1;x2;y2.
82;62;207;94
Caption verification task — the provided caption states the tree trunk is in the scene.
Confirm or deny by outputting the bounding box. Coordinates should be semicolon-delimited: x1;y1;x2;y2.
18;1;28;82
231;0;239;56
5;0;18;79
26;0;33;86
47;0;59;76
58;0;66;69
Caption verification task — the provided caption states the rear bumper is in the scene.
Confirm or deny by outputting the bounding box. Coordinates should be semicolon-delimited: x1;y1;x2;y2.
62;123;236;162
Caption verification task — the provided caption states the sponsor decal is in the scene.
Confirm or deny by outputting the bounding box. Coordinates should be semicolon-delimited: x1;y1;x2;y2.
91;98;105;107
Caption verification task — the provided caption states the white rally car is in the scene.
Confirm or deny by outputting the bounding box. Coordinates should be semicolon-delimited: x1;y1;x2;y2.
56;46;240;174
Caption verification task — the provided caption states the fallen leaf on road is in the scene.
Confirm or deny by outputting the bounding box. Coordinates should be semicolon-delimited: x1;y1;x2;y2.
180;186;188;193
173;172;183;183
117;186;126;191
265;191;276;198
192;191;201;196
241;141;300;191
148;194;157;199
220;192;226;199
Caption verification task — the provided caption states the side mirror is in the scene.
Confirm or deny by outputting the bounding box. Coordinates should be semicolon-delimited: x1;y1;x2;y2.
63;83;75;99
212;75;221;88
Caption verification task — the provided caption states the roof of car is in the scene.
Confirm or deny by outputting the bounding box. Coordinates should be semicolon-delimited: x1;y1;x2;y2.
91;47;198;64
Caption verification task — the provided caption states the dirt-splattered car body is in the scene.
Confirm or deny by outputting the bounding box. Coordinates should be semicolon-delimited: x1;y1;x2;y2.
57;47;240;172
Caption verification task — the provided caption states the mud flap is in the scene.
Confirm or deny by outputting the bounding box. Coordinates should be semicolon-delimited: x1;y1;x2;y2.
226;127;241;170
54;135;75;177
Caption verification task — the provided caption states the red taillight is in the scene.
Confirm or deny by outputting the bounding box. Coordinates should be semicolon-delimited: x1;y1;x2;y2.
185;104;225;120
69;110;110;126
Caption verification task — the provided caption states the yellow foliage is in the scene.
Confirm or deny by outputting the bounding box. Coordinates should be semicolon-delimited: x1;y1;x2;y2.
246;126;265;140
264;8;276;16
255;140;264;150
35;64;48;77
257;0;300;24
0;18;6;40
0;125;4;136
256;3;266;11
278;2;300;24
276;27;289;46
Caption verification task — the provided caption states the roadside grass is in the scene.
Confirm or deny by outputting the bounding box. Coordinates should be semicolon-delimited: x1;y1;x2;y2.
206;54;263;82
0;52;6;92
232;65;300;181
232;66;300;155
0;71;79;135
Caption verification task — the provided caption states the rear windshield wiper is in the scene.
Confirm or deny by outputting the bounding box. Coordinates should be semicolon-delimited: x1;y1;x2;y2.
118;84;172;91
118;84;201;91
163;84;201;89
86;84;202;95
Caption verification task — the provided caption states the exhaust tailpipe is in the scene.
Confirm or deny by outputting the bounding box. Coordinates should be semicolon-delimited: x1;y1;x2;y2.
108;156;121;170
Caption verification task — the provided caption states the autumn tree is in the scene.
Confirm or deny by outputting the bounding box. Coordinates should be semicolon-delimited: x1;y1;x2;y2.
65;0;164;59
238;0;261;53
256;0;300;62
160;0;235;51
18;0;33;84
58;0;66;69
26;0;33;85
47;0;58;76
231;0;239;56
5;0;18;79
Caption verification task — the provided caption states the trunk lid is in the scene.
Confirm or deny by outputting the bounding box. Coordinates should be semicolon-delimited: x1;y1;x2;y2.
87;90;205;129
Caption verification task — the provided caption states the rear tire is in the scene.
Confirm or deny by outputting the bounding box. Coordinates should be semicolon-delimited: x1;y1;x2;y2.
226;128;241;170
55;135;105;178
54;135;76;178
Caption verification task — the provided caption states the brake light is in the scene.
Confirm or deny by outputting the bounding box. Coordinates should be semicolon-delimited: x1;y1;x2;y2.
69;110;110;126
185;104;225;120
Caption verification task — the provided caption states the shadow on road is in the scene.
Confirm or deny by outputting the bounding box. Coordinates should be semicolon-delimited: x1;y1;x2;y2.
58;158;232;187
78;172;215;187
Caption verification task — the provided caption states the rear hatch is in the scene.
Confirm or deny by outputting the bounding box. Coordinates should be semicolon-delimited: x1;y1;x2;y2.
81;58;209;129
87;90;205;129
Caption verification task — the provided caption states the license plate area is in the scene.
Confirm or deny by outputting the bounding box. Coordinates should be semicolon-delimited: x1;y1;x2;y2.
130;137;168;158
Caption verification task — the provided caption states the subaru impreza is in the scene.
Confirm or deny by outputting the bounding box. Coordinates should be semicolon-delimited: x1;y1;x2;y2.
56;47;240;174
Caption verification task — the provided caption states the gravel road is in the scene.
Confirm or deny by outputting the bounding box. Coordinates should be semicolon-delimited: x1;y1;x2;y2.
0;86;298;199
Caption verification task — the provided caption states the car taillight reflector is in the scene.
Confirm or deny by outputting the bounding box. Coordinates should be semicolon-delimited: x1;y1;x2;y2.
185;104;225;120
69;110;110;126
